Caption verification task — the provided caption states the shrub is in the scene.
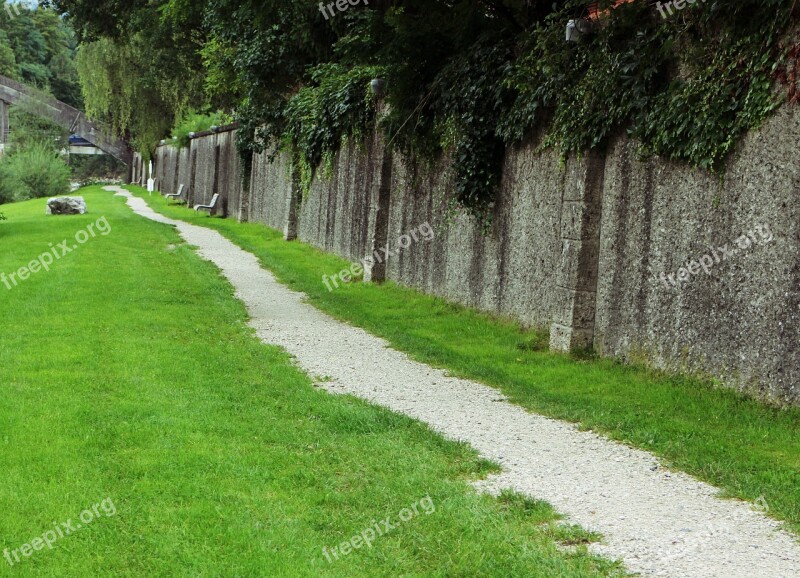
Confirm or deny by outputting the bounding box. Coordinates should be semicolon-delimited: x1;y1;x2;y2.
0;162;20;205
8;108;69;154
70;154;127;183
171;110;232;149
2;144;71;200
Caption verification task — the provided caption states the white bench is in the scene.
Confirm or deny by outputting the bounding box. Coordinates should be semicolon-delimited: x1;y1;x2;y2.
165;184;186;203
194;193;219;214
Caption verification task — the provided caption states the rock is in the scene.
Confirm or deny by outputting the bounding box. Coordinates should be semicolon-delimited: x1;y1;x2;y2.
46;197;87;215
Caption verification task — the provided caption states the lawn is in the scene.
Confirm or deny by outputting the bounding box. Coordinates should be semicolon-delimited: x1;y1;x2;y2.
128;185;800;537
0;187;624;577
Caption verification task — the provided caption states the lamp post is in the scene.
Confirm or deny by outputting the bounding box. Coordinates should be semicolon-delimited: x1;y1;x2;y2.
566;19;592;43
147;160;155;195
370;78;387;98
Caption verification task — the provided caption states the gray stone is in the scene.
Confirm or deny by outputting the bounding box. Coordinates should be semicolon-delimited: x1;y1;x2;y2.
550;324;595;352
46;197;87;215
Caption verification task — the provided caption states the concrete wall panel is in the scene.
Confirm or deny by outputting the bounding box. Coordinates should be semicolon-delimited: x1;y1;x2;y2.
152;106;800;405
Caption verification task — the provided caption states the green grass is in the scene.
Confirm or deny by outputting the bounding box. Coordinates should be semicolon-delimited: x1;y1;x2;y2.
129;185;800;537
0;188;624;577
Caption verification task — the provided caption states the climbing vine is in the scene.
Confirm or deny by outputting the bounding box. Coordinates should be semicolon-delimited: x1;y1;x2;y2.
322;0;798;217
283;63;384;194
629;2;794;168
495;0;798;207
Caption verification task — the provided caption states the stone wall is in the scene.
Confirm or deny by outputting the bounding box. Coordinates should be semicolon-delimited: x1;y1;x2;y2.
153;126;244;218
152;107;800;406
215;131;245;221
595;106;800;405
297;135;384;264
382;141;565;327
131;152;144;186
248;143;295;235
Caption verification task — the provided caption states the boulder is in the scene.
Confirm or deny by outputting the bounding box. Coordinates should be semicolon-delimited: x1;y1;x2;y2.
46;197;87;215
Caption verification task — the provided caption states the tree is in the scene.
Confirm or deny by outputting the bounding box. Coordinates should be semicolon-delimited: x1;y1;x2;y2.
48;0;800;215
0;3;82;107
60;0;208;157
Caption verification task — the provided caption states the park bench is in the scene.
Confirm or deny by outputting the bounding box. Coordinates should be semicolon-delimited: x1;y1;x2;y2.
194;193;219;214
165;184;186;203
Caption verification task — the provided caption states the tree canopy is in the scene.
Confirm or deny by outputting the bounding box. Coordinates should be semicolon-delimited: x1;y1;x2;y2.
0;3;81;108
44;0;800;215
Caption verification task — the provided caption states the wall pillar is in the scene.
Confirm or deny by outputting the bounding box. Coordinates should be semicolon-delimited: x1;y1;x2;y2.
187;147;198;207
549;151;605;352
171;148;180;197
130;153;140;185
363;102;392;283
213;143;223;216
0;100;8;144
283;166;301;240
241;155;253;224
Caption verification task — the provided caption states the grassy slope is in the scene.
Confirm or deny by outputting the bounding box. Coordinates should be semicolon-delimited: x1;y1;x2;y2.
129;186;800;536
0;188;623;577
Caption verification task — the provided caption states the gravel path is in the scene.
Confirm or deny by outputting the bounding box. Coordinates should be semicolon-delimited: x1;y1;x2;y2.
110;186;800;577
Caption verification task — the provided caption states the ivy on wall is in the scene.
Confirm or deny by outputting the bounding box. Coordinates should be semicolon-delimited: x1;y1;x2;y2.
278;0;799;218
442;0;799;215
283;64;384;194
